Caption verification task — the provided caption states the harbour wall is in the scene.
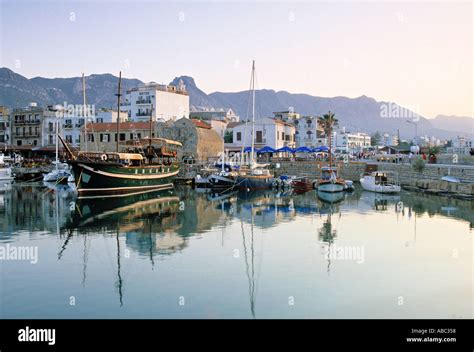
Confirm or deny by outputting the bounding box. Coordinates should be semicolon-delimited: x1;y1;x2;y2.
273;160;474;198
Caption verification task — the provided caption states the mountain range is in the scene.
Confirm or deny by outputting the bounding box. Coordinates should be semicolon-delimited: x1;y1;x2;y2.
1;67;472;140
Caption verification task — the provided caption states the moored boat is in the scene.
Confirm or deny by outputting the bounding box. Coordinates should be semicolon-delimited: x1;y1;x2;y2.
60;72;181;197
317;166;345;193
360;171;400;194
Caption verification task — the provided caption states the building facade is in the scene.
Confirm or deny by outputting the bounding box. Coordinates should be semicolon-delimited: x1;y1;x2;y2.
84;122;153;152
448;136;473;155
225;117;296;151
0;106;10;146
334;130;371;153
10;103;53;148
123;81;189;123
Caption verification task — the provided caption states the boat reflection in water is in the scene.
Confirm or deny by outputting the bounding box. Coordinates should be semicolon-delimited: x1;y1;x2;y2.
317;190;345;204
64;189;182;305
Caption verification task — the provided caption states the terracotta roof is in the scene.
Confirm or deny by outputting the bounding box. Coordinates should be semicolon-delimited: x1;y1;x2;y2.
191;119;211;129
84;122;151;132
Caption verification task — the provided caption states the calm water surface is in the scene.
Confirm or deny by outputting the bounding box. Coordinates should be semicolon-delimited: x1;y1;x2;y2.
0;183;472;318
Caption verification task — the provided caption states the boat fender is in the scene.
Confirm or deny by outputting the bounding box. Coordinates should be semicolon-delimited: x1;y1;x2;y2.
101;154;108;161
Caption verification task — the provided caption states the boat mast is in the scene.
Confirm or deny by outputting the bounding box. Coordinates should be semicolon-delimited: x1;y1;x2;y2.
328;110;332;173
82;73;87;153
250;60;256;166
55;117;59;171
115;72;122;153
149;103;153;147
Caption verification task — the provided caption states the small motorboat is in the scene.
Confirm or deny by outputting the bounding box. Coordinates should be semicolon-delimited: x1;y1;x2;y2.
344;180;354;192
292;176;314;193
360;171;400;194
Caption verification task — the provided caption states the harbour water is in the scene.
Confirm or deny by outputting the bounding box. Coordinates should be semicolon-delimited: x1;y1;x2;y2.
0;183;472;319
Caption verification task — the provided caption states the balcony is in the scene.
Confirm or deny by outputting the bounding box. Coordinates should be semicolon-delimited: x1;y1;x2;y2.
136;99;152;105
136;111;151;117
14;119;41;125
13;132;40;137
63;124;73;129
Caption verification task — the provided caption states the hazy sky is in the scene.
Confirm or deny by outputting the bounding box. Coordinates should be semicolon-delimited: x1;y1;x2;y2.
0;1;472;118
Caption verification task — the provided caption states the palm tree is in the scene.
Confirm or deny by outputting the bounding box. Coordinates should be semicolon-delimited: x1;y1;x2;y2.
319;111;338;164
319;111;339;139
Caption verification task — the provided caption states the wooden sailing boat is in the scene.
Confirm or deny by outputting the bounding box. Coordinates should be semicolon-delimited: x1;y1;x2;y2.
236;61;274;190
60;72;182;197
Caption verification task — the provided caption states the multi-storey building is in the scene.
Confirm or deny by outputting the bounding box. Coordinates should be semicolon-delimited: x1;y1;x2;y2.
123;80;189;122
10;103;54;147
0;106;11;146
334;129;371;153
225;118;296;152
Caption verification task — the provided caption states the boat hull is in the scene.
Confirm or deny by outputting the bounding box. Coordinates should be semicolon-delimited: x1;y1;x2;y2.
69;161;179;196
360;177;401;194
236;175;274;190
317;181;345;193
209;174;237;190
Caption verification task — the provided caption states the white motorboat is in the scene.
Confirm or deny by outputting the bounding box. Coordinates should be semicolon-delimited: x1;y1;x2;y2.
0;154;14;182
360;171;400;194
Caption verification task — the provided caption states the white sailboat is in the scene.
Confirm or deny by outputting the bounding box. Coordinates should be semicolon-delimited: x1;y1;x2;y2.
236;61;274;190
43;118;71;184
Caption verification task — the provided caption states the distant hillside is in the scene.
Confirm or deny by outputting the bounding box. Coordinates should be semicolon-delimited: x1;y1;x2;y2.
0;67;141;108
430;115;474;134
0;67;471;140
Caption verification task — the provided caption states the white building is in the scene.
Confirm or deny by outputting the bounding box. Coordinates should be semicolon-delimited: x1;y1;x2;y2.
381;133;399;147
123;81;189;122
448;136;473;155
95;109;128;123
334;130;371;153
224;118;296;151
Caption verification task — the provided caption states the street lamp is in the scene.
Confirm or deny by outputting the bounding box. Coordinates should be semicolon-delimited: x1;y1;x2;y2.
406;120;418;145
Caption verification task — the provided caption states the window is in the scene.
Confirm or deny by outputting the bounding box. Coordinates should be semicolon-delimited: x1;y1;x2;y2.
66;135;73;143
48;122;54;132
120;133;126;141
256;131;263;143
17;140;22;146
137;133;141;139
96;118;104;123
282;132;285;140
100;133;110;142
130;133;134;140
49;135;53;145
237;132;242;141
88;134;94;142
33;140;37;146
0;136;4;143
